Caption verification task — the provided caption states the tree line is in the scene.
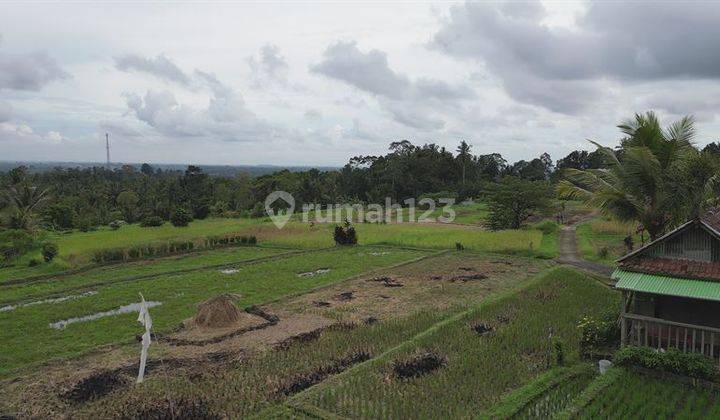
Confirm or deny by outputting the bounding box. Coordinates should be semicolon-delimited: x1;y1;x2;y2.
3;111;720;242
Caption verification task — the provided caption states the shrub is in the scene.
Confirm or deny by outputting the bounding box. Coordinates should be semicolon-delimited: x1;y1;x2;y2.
534;220;559;235
0;229;35;265
171;208;193;227
553;339;565;365
578;312;620;357
109;220;125;230
28;258;40;267
614;346;715;380
41;242;59;262
140;216;164;227
334;221;358;245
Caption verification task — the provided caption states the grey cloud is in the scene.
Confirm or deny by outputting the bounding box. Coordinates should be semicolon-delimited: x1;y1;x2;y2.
433;1;720;113
304;109;322;120
248;44;289;88
384;102;445;130
0;51;69;91
115;54;191;86
313;41;473;128
124;83;270;142
312;41;410;99
0;101;13;122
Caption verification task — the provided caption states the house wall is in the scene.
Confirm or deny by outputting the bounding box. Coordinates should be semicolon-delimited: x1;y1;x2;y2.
645;224;720;262
633;292;720;328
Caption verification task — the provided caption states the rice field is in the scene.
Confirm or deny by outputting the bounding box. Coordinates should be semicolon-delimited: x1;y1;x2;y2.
1;212;555;282
289;267;620;418
0;246;427;376
576;368;720;418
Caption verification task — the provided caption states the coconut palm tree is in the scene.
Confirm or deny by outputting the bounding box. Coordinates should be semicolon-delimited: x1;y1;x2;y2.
557;111;702;241
3;182;51;231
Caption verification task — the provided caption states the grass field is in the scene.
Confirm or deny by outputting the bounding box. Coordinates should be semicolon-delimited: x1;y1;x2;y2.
0;246;426;376
0;246;290;302
576;368;720;418
289;267;619;418
1;211;557;282
576;218;640;266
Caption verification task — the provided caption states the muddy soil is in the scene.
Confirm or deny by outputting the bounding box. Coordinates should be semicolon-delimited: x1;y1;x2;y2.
62;371;127;403
276;350;371;396
392;351;445;379
471;323;494;335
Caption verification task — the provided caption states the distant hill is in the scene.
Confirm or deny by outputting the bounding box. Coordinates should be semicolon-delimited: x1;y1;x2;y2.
0;161;339;177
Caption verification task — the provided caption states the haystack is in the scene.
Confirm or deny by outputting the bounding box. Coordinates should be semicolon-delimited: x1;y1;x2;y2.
191;294;242;328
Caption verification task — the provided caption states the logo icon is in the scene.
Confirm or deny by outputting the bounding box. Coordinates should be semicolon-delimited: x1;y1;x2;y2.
264;191;295;229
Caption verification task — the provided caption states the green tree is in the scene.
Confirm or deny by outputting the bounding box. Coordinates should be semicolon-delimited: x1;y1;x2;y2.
116;190;139;223
558;112;701;240
3;182;51;231
456;140;472;186
170;207;193;227
486;176;550;230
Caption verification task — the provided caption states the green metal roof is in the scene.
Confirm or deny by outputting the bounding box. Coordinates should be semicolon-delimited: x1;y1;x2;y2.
612;269;720;302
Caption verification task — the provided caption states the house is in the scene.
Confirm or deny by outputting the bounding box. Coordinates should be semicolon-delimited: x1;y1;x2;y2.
613;211;720;364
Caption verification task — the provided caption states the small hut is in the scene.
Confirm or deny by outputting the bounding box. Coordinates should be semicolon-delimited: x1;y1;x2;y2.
614;210;720;365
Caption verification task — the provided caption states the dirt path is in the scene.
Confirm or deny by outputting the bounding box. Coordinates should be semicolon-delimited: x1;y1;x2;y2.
556;219;614;277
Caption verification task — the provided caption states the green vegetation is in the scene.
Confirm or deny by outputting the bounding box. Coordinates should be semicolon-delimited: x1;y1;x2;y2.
485;364;594;419
559;111;720;240
290;267;619;418
614;346;716;380
0;247;426;375
576;218;640;265
576;368;720;418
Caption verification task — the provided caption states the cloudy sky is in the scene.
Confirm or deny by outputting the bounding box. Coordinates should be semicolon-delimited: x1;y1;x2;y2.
2;1;720;166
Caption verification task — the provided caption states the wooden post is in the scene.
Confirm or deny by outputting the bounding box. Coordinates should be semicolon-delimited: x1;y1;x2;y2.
702;331;706;355
693;330;697;353
621;316;627;347
684;328;688;352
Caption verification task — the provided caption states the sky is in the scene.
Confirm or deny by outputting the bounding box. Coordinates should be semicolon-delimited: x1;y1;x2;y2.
2;1;720;166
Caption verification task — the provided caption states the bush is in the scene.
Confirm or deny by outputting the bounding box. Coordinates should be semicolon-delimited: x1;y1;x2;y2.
614;346;715;380
28;258;40;267
140;216;164;227
578;312;620;357
41;242;59;262
0;229;35;265
534;220;559;235
170;208;193;227
334;221;358;245
109;220;125;230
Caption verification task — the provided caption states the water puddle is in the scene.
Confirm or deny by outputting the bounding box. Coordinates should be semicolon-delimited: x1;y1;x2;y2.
50;301;162;329
298;268;331;277
0;291;98;313
220;268;240;274
370;252;390;256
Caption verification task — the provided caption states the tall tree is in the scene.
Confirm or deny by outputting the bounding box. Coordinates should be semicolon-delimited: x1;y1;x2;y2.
456;140;472;185
558;112;701;240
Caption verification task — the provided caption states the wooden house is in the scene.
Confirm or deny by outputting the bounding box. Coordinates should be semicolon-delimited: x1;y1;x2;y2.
614;211;720;364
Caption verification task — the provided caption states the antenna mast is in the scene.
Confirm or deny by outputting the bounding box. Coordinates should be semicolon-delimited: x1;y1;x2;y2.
105;133;111;168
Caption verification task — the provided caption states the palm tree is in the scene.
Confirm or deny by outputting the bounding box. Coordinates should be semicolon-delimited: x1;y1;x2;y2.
557;111;702;241
456;141;472;186
4;182;51;231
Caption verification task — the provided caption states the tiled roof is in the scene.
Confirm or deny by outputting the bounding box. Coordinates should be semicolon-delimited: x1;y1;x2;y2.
619;257;720;282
